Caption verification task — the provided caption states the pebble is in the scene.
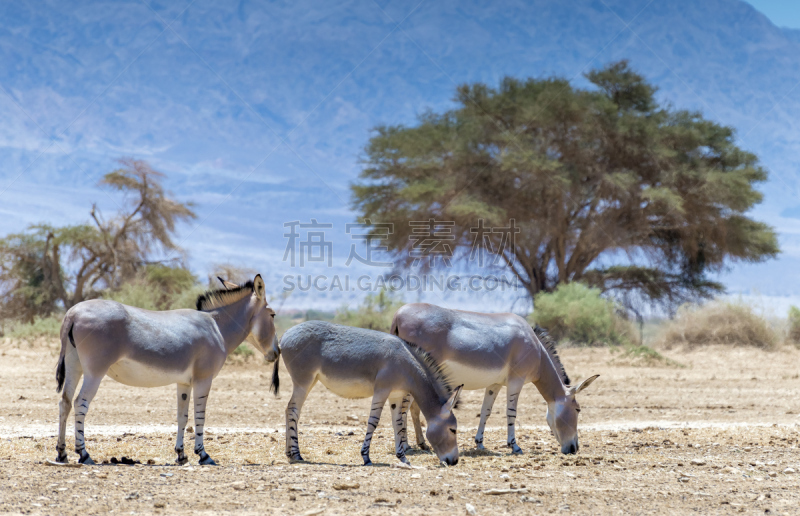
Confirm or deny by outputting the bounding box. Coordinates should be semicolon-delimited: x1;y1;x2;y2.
784;468;796;474
347;415;359;421
690;459;706;466
465;503;477;515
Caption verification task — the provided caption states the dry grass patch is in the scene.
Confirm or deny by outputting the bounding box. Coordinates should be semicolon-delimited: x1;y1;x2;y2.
655;301;779;350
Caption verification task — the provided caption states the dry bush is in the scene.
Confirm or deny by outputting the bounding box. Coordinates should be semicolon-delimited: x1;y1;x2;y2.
655;301;778;350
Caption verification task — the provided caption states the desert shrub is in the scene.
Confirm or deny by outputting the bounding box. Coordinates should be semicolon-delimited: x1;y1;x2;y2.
3;315;62;340
655;301;778;350
531;282;633;345
788;306;800;347
335;289;404;332
609;343;684;368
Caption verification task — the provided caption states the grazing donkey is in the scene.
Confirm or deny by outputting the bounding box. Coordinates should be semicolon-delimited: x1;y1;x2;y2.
392;303;598;455
272;321;463;466
54;275;277;465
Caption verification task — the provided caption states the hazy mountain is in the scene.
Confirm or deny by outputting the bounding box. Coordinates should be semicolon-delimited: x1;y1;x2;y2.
2;0;800;309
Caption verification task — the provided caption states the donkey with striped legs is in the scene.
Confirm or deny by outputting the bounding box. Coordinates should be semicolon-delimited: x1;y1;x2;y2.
54;275;277;465
392;303;599;455
271;321;463;466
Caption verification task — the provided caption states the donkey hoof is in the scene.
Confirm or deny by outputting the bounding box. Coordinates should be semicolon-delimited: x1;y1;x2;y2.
199;456;217;466
176;456;189;466
288;455;305;463
55;454;68;464
362;460;373;467
475;443;485;451
509;445;523;455
418;442;430;451
78;454;95;465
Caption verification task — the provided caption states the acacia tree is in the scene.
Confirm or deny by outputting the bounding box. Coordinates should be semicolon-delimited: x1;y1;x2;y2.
351;61;779;310
0;159;196;321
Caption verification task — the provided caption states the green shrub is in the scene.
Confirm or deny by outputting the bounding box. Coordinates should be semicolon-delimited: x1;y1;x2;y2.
4;315;63;340
531;282;633;345
106;265;202;311
335;289;404;332
788;306;800;347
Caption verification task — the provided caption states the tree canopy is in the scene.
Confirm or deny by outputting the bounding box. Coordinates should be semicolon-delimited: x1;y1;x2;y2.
351;61;779;310
0;159;196;322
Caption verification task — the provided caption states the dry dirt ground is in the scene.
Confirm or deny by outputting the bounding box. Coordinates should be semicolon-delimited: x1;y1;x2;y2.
1;339;800;515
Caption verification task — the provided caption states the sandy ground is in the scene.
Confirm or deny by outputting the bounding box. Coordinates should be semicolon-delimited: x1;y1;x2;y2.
1;339;800;515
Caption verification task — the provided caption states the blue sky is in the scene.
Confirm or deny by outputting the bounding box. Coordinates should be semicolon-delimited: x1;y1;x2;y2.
2;0;800;312
744;1;800;28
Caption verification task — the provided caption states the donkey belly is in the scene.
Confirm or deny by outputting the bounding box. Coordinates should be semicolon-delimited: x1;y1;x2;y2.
317;372;374;399
107;357;192;388
445;360;508;390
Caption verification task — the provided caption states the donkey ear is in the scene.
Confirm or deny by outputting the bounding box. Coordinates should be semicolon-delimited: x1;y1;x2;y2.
441;384;463;416
218;277;239;290
253;274;266;299
569;374;599;396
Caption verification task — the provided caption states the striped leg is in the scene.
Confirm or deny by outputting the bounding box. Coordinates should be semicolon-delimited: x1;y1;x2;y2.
73;374;103;465
285;383;311;462
361;390;389;466
408;400;429;450
56;351;82;463
390;395;411;464
475;384;501;450
192;378;216;465
175;383;191;465
506;379;525;454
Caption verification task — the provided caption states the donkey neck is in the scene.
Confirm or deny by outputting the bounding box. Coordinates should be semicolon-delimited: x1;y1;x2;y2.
208;296;254;355
532;347;568;403
405;362;448;422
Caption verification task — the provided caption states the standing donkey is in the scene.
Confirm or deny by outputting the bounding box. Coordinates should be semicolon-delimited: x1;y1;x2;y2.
271;321;462;466
54;275;277;465
392;303;598;455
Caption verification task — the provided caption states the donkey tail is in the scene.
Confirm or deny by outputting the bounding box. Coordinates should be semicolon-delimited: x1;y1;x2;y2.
269;335;281;396
56;311;76;393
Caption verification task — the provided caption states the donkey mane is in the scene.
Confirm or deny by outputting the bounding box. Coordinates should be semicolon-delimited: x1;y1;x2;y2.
533;325;571;386
404;341;459;407
196;281;254;311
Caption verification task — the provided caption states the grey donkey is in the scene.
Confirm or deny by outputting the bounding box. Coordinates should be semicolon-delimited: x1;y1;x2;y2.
271;321;463;466
54;275;278;466
392;303;599;455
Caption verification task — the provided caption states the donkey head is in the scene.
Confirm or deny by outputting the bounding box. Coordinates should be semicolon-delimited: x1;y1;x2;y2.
243;274;278;360
546;374;599;454
425;385;463;466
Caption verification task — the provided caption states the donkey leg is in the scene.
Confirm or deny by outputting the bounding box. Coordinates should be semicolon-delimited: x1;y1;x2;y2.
285;382;312;462
506;378;525;454
192;378;216;465
398;394;412;453
409;400;429;451
361;390;389;466
56;350;82;463
73;374;103;465
174;383;191;465
389;395;411;464
475;384;501;450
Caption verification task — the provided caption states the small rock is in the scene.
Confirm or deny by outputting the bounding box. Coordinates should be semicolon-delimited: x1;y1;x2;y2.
303;509;325;516
690;459;706;466
722;466;740;474
465;503;478;515
410;473;421;479
332;483;359;490
784;468;796;474
768;471;777;478
124;491;139;500
154;501;165;508
347;415;359;421
231;481;247;490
